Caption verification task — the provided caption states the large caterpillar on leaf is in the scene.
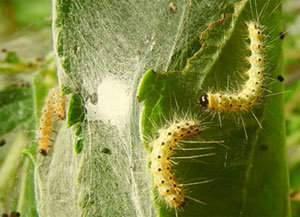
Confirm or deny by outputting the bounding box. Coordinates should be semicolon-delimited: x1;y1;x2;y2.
38;87;65;156
150;120;208;208
198;21;264;112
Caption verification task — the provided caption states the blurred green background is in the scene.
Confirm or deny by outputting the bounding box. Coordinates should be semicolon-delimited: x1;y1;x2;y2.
0;0;300;216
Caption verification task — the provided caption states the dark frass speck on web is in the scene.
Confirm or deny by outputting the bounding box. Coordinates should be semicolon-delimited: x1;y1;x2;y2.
100;148;111;154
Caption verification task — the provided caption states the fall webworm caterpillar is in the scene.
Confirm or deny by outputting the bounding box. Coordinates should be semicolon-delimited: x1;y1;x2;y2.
198;21;264;112
148;118;220;209
194;0;287;139
38;87;65;156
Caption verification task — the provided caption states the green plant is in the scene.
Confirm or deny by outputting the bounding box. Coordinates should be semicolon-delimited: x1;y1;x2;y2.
0;0;298;216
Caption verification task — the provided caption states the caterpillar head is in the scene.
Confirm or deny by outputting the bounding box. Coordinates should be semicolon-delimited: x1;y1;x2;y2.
198;94;209;107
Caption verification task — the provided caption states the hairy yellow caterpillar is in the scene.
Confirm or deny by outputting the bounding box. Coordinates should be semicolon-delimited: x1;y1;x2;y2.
198;21;264;112
150;120;211;208
38;87;65;156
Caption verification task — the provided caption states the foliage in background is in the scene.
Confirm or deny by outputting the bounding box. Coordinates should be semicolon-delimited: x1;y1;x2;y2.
0;0;299;216
0;0;51;34
0;0;52;216
283;1;300;215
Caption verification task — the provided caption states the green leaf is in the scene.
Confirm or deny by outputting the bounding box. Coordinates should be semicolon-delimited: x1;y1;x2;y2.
66;93;85;127
0;87;33;135
138;0;290;216
0;131;38;217
74;123;84;154
47;0;291;216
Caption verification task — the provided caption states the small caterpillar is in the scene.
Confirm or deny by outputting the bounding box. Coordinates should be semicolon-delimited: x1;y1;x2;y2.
198;21;264;112
150;120;202;208
38;87;65;156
